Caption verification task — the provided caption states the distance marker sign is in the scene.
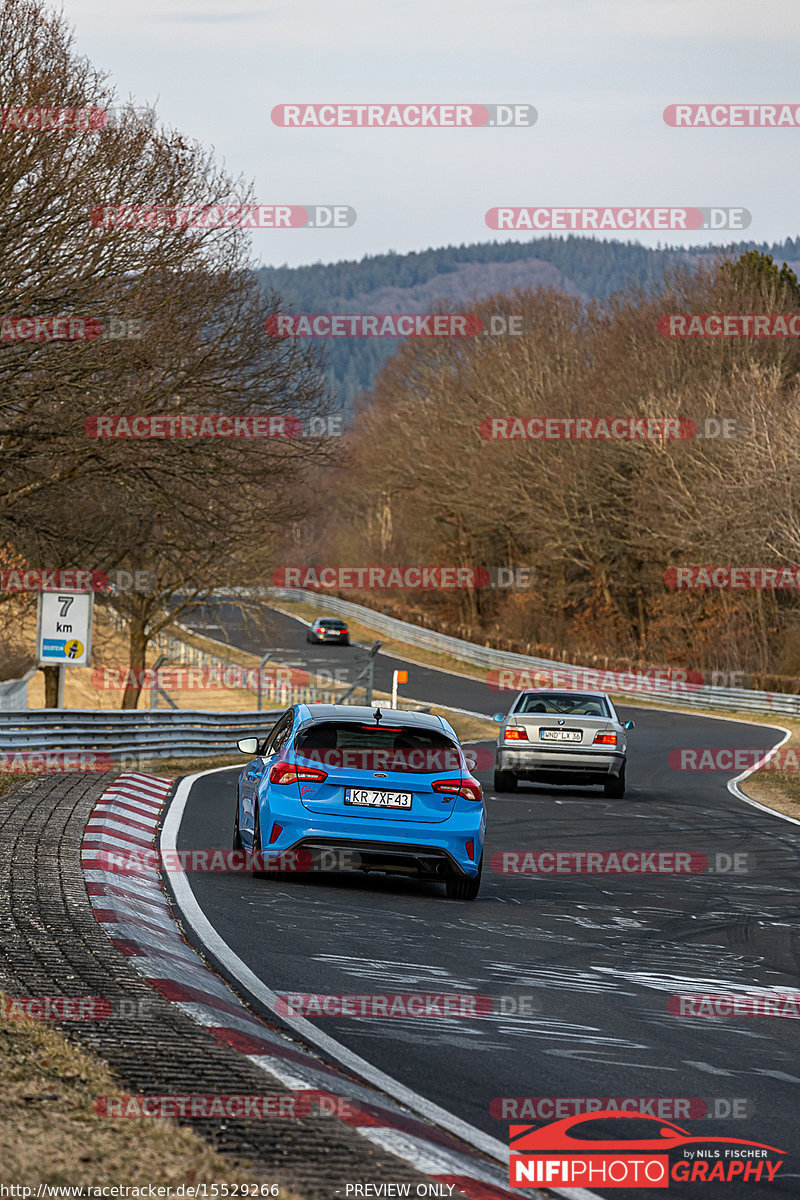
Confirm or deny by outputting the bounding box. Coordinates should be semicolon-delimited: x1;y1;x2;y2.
36;591;93;666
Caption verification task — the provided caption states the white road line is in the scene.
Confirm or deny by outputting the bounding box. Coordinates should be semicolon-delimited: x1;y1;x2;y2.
595;702;796;827
724;724;800;825
160;766;602;1200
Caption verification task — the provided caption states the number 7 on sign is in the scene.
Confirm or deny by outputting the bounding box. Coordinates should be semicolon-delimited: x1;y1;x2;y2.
58;595;74;618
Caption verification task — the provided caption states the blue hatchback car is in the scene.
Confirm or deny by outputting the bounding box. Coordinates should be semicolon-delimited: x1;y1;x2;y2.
233;703;485;900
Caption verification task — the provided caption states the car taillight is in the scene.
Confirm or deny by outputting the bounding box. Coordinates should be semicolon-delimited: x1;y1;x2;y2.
593;731;618;746
269;762;328;784
503;726;528;741
432;778;483;802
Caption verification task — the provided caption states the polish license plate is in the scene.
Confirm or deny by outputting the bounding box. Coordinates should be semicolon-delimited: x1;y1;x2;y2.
344;788;412;808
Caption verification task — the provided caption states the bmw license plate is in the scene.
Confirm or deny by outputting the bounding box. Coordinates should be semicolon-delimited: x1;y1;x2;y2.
344;787;412;808
540;729;582;742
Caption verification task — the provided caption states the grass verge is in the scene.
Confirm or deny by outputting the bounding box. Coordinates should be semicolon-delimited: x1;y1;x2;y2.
0;1001;262;1186
0;772;36;797
703;711;800;822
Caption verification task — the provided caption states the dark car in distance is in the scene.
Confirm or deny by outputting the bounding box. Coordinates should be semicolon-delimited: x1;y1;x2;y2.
307;617;350;645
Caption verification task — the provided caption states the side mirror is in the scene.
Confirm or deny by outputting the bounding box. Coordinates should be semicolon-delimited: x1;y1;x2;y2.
237;736;260;755
624;720;635;731
492;713;506;723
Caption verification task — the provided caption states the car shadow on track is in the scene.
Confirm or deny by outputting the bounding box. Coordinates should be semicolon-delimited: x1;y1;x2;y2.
490;783;629;801
250;867;449;901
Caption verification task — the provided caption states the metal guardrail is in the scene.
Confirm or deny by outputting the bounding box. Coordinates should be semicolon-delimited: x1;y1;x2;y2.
0;709;283;758
4;586;792;761
252;587;800;719
165;620;420;710
152;628;368;710
0;691;429;758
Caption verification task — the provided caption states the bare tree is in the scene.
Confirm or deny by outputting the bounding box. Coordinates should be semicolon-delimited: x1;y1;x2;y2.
0;0;338;704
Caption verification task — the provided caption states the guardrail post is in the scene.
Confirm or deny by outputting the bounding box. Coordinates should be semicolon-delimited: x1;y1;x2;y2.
364;641;381;706
41;664;65;709
149;654;178;710
256;652;271;711
337;640;381;706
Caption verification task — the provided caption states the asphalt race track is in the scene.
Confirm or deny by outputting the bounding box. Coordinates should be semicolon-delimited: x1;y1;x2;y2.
176;603;800;1198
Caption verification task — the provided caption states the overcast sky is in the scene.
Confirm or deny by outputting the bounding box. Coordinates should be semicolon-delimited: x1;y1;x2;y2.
61;0;800;268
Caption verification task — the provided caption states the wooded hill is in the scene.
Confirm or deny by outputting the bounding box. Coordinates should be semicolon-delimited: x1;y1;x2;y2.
258;236;800;413
289;251;800;686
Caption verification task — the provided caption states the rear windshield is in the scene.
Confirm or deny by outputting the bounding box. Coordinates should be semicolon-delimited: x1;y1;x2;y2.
317;619;346;628
294;721;463;773
514;693;611;718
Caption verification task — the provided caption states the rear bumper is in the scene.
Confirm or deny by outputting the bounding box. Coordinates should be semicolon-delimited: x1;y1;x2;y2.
287;836;476;878
257;797;483;876
498;745;625;784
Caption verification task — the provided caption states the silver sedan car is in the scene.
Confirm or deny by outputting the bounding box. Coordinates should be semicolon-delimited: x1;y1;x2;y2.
492;690;634;797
